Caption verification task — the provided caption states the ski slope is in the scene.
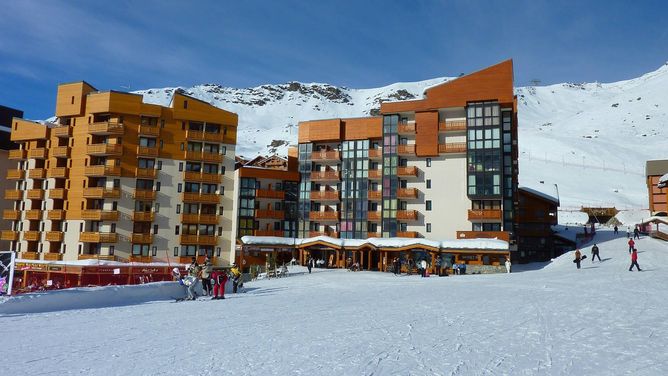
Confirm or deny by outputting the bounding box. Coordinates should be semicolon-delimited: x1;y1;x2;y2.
3;229;668;375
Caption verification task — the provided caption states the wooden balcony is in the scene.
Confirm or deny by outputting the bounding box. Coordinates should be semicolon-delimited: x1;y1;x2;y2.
368;191;381;200
368;170;382;179
7;169;24;179
134;189;156;200
310;190;340;201
256;209;285;219
89;121;124;135
309;211;339;221
397;231;419;238
182;192;220;204
78;254;121;261
133;211;155;222
45;231;64;242
397;166;418;177
184;150;224;163
367;232;381;238
309;231;339;238
129;255;154;263
28;148;47;159
135;168;158;179
186;130;226;143
1;231;19;241
439;120;467;132
311;150;340;161
44;253;63;261
368;149;383;159
181;213;218;224
83;187;121;199
457;231;510;242
397;210;418;221
21;252;40;260
180;234;218;245
368;211;381;221
131;233;154;243
29;168;46;179
183;171;221;183
255;230;284;237
138;125;160;137
23;231;41;241
467;209;503;221
47;167;68;178
87;143;123;156
8;149;26;159
256;189;285;199
398;144;416;155
80;232;118;243
25;210;42;220
26;189;44;200
5;189;21;200
81;210;119;221
137;146;159;157
2;210;20;220
52;126;71;138
439;142;467;154
47;210;65;220
397;188;418;199
84;165;121;177
49;188;66;200
51;146;70;158
310;170;340;181
398;123;416;134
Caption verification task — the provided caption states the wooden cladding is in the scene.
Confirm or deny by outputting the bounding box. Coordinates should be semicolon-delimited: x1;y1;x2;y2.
181;213;218;224
80;232;118;243
4;189;21;200
310;190;340;201
133;211;155;222
255;230;284;237
397;166;418;177
439;120;467;132
21;251;40;260
88;122;124;135
180;234;218;246
7;170;24;179
439;142;467;154
23;231;41;241
310;170;340;181
45;231;64;242
136;168;158;179
27;148;47;159
309;230;339;238
397;144;415;155
183;171;222;184
84;165;121;177
47;210;65;220
138;125;160;137
131;233;154;244
49;188;66;200
184;150;224;163
137;146;159;157
44;253;64;261
2;210;20;220
415;111;439;157
397;210;418;220
29;168;46;179
26;189;44;200
25;210;42;220
81;210;119;221
182;192;220;204
51;146;70;158
309;211;339;221
468;209;503;221
8;149;26;159
368;211;381;221
398;123;416;134
368;149;382;159
311;150;340;161
368;191;381;200
368;170;382;179
0;231;19;241
83;187;121;198
47;167;68;178
87;143;123;156
52;126;71;138
397;188;419;199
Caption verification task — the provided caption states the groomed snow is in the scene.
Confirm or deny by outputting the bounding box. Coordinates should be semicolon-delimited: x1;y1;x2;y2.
4;229;668;375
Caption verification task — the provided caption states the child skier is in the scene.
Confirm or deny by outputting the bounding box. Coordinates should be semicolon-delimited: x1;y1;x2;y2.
628;238;635;254
629;248;642;271
230;263;242;293
211;267;228;300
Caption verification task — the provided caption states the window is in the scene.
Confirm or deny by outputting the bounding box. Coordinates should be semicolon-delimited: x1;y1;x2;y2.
426;158;431;167
426;179;431;189
179;162;183;172
175;225;180;235
153;224;158;234
426;223;431;233
219;185;225;195
174;247;179;256
183;100;188;109
156;182;161;191
219;206;224;215
152;246;157;256
109;246;115;255
426;200;432;211
157;161;162;170
177;183;182;193
176;204;181;214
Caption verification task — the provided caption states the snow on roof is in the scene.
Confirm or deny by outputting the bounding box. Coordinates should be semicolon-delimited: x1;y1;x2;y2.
519;182;559;204
551;224;584;242
240;236;509;250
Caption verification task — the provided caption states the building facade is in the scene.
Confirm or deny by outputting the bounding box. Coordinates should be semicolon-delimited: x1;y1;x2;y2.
646;160;668;216
0;105;23;250
516;184;559;262
3;82;237;265
296;60;518;245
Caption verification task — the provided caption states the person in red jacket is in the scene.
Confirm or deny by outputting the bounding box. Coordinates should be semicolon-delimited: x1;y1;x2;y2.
627;238;635;254
211;268;228;299
629;248;642;271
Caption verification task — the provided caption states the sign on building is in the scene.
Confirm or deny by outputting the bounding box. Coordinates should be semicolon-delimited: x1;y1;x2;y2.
0;251;16;296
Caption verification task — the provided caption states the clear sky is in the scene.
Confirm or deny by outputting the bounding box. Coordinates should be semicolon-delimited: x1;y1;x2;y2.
1;0;667;119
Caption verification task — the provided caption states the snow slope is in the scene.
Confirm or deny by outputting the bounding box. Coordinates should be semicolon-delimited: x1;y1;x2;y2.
4;229;668;375
135;63;668;209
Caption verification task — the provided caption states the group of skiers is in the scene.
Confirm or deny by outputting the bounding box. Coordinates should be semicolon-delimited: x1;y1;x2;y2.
173;257;244;301
573;227;643;271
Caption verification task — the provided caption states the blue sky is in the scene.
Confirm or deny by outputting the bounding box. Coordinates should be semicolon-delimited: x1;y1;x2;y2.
1;0;667;119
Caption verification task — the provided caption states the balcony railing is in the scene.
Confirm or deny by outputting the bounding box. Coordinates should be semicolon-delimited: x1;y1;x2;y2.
7;170;24;180
4;189;21;200
25;210;42;220
23;231;41;241
397;188;418;199
309;231;339;238
310;191;340;201
87;143;123;156
133;211;155;222
439;142;467;154
181;213;218;224
52;126;71;138
84;165;121;176
29;168;46;179
184;150;224;163
135;168;158;179
83;187;121;198
310;170;340;181
368;191;381;200
45;231;64;242
368;170;382;179
26;189;44;200
311;150;340;161
368;211;381;221
186;130;226;143
456;231;510;242
397;210;418;220
396;231;419;238
49;188;66;200
51;146;70;158
256;189;285;199
138;125;160;137
88;121;124;135
47;210;65;220
397;166;418;177
467;209;503;220
256;209;285;219
137;146;159;157
309;211;339;221
8;149;26;160
367;232;381;238
0;231;19;241
2;210;20;220
182;192;220;204
255;230;284;237
47;167;68;178
80;232;118;243
129;255;153;263
28;148;47;159
398;123;416;134
180;234;218;245
131;233;154;244
368;149;383;159
439;120;467;132
81;210;119;221
44;253;63;261
398;144;416;155
21;252;39;260
183;171;221;183
134;189;156;201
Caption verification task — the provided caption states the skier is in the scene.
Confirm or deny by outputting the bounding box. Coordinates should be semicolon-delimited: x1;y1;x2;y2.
505;256;512;273
211;267;228;300
591;244;601;262
307;257;313;274
182;275;199;300
628;238;635;254
230;263;242;293
201;258;213;297
633;226;640;240
626;227;631;239
392;257;399;275
629;248;642;271
613;225;618;235
171;267;181;282
420;259;427;277
574;249;582;269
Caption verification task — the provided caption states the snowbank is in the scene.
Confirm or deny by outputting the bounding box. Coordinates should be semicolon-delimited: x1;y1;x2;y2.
615;209;652;225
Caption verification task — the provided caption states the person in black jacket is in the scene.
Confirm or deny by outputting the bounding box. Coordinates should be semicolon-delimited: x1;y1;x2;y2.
591;244;601;262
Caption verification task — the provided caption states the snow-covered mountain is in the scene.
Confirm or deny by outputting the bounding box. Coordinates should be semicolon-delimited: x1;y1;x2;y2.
136;62;668;209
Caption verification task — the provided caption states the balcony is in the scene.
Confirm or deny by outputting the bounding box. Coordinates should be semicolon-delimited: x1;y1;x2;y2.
439;142;467;154
28;148;47;159
135;168;158;179
137;146;159;157
397;166;418;177
256;209;284;219
256;189;285;199
7;169;24;179
44;253;63;261
29;168;46;179
397;210;418;221
84;165;121;177
51;146;70;158
47;167;68;178
397;231;419;238
131;233;154;244
129;256;153;263
309;231;339;238
397;188;419;199
368;170;382;180
2;210;20;220
467;209;503;221
368;191;381;200
83;187;121;199
133;211;155;222
439;120;467;132
368;149;383;159
89;121;125;135
49;188;66;200
8;149;26;160
311;150;340;161
25;210;42;220
367;232;381;238
47;210;65;220
78;254;121;261
181;213;218;224
309;211;339;221
368;211;381;221
180;234;218;245
21;252;40;260
52;126;71;138
23;231;41;241
182;192;220;204
81;210;119;221
255;230;284;237
27;189;44;200
80;232;118;243
186;130;226;143
0;231;19;241
87;143;123;156
398;123;416;134
184;150;224;163
310;191;340;201
398;144;415;155
138;125;160;137
45;231;64;242
183;171;221;183
5;189;21;200
310;170;340;181
134;189;156;201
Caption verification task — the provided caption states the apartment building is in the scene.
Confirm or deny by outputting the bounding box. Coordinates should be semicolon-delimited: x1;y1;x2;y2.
4;82;237;265
646;160;668;215
296;60;518;243
516;183;559;262
0;105;23;250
